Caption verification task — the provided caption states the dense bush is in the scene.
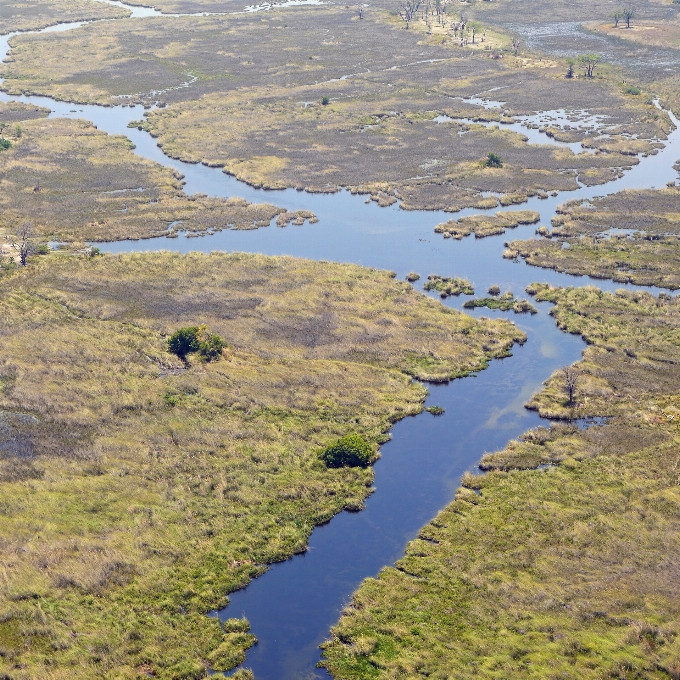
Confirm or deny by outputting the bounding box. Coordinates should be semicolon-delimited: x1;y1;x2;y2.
168;325;225;361
484;152;503;168
0;138;11;150
321;434;374;468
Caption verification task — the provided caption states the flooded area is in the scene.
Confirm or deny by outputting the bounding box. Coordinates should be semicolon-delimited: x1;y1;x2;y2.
1;5;679;678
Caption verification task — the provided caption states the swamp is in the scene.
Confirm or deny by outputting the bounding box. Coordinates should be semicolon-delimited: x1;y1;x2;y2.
0;0;679;676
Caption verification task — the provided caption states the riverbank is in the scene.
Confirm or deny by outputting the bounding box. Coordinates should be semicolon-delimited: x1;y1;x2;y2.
322;284;680;679
0;251;523;679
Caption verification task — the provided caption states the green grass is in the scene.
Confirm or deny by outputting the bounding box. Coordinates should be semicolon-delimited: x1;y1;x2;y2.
321;283;680;679
463;292;538;314
0;251;524;679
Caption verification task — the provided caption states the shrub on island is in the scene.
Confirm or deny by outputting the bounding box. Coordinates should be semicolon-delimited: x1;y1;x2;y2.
321;434;374;468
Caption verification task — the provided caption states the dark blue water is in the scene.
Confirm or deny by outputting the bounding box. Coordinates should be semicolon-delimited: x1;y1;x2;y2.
1;12;678;678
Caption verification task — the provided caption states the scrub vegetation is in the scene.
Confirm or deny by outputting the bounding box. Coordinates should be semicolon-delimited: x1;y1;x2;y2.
463;292;538;314
423;275;474;297
0;115;308;243
322;283;680;679
435;210;540;240
507;188;680;289
0;7;667;210
0;251;523;679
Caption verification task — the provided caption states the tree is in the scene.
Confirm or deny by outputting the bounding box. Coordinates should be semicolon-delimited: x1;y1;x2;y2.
622;6;634;27
561;366;581;406
613;10;622;27
398;0;421;28
484;152;503;168
167;325;225;362
468;20;482;43
8;221;38;266
512;36;521;55
578;53;602;78
566;57;576;78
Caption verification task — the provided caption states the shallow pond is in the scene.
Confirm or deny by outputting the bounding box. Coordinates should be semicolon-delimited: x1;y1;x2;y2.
1;9;679;678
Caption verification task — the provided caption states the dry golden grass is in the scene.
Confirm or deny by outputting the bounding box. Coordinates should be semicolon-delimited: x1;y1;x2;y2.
0;116;305;242
0;0;126;33
0;251;523;679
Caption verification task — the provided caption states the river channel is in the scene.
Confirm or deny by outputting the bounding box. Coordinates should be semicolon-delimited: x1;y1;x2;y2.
1;7;679;678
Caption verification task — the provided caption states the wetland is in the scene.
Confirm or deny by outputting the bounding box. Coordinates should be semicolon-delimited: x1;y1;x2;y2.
1;0;680;678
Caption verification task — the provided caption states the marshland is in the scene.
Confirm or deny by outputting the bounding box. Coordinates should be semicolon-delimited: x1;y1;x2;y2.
1;0;680;677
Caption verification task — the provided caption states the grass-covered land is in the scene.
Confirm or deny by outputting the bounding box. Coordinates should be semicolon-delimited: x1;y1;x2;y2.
0;6;666;209
0;115;309;243
463;292;538;314
423;275;474;298
435;210;540;240
0;0;126;33
507;188;680;289
322;284;680;679
0;251;524;679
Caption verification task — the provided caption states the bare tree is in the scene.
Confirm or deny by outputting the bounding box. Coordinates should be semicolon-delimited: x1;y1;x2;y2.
399;0;421;28
578;53;602;78
512;36;521;55
357;5;364;18
561;366;581;406
8;221;37;266
622;6;634;28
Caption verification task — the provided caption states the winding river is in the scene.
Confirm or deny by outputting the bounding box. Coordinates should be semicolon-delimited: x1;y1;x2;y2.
1;7;679;678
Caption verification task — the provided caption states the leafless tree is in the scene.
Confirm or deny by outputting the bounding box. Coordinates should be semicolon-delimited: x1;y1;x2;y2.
357;5;364;19
399;0;421;28
9;221;37;266
512;36;521;55
561;366;581;406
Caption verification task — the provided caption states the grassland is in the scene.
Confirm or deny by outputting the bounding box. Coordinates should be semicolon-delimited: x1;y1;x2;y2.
0;115;309;243
322;284;680;679
0;7;667;210
0;0;127;33
0;251;524;679
435;210;540;240
507;188;680;289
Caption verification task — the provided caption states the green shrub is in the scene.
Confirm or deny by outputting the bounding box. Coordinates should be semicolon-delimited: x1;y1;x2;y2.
321;434;374;468
484;152;503;168
321;96;331;106
624;85;641;95
425;406;445;415
0;138;11;150
168;326;201;357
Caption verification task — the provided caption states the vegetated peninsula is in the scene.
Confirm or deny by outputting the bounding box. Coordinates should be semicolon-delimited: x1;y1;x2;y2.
0;110;313;243
322;284;680;679
0;0;127;34
0;251;524;678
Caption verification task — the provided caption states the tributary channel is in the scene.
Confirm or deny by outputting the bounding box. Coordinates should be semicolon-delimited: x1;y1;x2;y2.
2;9;679;678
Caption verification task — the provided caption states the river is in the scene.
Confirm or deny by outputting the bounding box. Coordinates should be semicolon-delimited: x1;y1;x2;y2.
1;7;678;678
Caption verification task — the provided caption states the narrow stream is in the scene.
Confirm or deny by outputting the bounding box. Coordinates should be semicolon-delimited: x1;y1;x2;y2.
1;8;679;679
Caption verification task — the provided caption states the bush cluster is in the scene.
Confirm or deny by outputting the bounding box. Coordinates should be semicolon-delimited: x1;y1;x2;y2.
168;325;225;361
321;434;374;468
